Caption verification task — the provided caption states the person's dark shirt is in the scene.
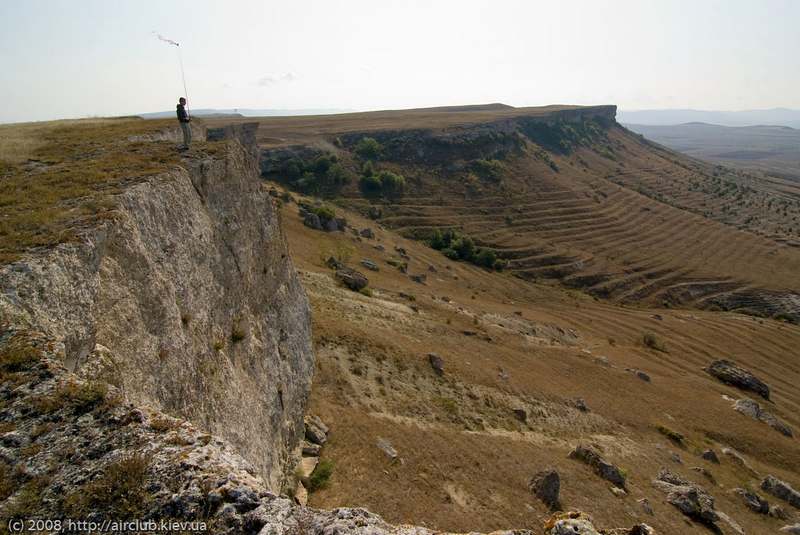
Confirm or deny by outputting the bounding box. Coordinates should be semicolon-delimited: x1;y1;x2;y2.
176;104;190;123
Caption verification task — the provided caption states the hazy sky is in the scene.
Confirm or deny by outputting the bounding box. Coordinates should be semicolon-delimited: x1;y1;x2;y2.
1;0;799;123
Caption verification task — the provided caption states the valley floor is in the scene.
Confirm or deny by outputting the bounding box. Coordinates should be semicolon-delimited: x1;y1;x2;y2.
277;189;800;534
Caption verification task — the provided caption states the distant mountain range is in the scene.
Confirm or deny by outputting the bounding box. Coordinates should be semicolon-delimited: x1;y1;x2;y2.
138;108;353;120
617;108;800;128
625;121;800;180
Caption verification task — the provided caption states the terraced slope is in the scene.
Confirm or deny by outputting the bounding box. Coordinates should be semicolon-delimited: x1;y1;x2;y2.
274;192;800;534
244;105;800;321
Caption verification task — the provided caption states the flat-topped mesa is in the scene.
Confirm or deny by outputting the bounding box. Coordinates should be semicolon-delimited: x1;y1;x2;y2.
540;104;618;125
0;123;314;490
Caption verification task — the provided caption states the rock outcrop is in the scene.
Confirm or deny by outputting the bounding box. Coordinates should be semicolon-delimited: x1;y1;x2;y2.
652;469;718;526
762;475;800;508
733;398;793;436
530;469;561;508
568;444;626;488
706;359;770;400
0;126;314;490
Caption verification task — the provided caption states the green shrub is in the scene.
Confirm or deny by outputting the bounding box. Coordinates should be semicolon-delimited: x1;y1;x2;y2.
472;159;505;181
311;205;337;224
642;331;667;352
354;137;382;160
428;229;504;270
475;249;497;268
308;459;334;492
377;170;405;197
442;248;460;260
359;170;405;199
359;174;382;196
275;154;350;197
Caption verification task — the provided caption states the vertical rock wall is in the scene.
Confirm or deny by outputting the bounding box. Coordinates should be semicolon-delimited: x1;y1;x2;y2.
0;127;314;489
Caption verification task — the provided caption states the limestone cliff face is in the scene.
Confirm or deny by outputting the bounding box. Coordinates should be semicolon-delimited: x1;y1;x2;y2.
0;126;313;489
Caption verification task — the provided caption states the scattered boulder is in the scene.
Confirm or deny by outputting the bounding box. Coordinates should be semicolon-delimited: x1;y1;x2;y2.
529;469;560;507
297;456;319;481
722;448;759;477
360;259;380;272
732;488;769;514
427;353;444;376
543;512;653;535
717;511;744;535
367;206;382;219
304;415;329;446
294;481;308;506
574;398;589;412
626;368;651;382
513;408;528;423
706;359;770;400
335;268;368;292
360;228;375;239
326;256;343;270
638;498;654;515
701;449;720;464
770;505;790;519
610;486;627;497
410;274;427;284
544;511;600;535
376;438;398;461
301;441;321;457
761;475;800;508
733;398;793;437
568;444;626;488
653;468;719;526
780;525;800;534
303;212;323;230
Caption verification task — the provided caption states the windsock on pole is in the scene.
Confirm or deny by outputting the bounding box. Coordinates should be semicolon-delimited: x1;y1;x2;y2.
153;32;190;115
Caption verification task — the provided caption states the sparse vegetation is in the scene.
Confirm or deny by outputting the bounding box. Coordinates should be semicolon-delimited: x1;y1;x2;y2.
0;119;186;265
231;323;246;343
359;167;406;199
307;459;334;492
0;333;42;376
276;154;352;197
63;454;151;519
354;137;383;160
471;159;505;181
656;424;686;446
428;229;507;270
642;331;667;352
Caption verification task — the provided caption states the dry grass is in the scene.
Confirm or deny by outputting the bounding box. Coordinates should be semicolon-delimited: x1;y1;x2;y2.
0;118;182;264
277;192;800;534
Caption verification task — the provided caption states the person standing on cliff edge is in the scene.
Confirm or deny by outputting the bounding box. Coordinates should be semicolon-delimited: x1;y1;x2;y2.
177;97;191;150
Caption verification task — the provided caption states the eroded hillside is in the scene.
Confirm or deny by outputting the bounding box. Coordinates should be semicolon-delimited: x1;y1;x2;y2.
244;105;800;323
275;184;800;534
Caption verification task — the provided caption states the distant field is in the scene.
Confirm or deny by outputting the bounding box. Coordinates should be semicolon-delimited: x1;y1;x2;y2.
625;122;800;181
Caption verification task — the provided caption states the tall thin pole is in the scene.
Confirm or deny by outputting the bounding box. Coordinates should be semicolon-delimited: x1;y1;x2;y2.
177;46;189;116
154;32;189;114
